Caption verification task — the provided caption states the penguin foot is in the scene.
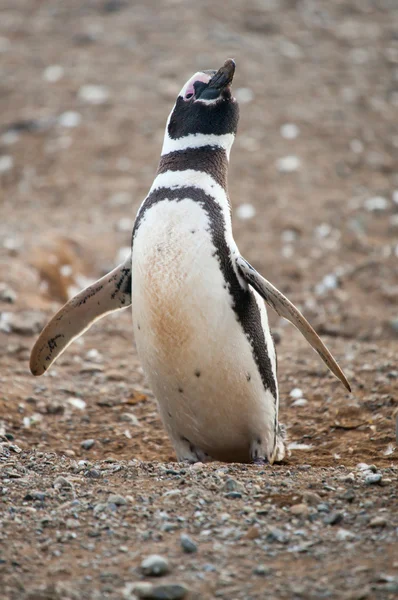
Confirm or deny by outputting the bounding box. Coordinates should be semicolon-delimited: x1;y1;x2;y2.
175;436;212;463
273;423;290;462
252;457;269;466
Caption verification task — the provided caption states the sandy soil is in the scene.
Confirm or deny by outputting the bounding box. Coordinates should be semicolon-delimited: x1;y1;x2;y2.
0;1;397;598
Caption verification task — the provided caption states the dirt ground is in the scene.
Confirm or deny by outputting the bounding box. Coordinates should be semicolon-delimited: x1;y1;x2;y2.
0;1;397;598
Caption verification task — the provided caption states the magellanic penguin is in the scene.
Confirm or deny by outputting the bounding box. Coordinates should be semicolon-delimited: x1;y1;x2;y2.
30;59;351;465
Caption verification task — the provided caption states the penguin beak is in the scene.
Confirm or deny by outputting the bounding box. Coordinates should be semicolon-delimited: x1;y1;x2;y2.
208;59;235;92
194;59;235;102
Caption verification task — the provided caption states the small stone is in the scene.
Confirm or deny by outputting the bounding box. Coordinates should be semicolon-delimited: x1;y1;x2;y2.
364;473;382;485
24;491;46;502
324;512;344;526
289;388;303;399
245;525;261;540
108;494;127;506
0;155;14;174
81;439;95;450
276;155;301;173
68;397;87;410
236;203;256;220
58;111;82;128
141;555;170;577
267;527;289;543
253;564;271;576
342;489;356;503
141;584;188;599
66;518;80;529
364;196;390;212
78;84;110;104
0;284;17;303
290;503;309;517
223;478;243;493
302;491;322;506
43;64;64;82
369;516;387;528
180;534;197;553
336;528;355;541
292;398;308;407
280;123;299;139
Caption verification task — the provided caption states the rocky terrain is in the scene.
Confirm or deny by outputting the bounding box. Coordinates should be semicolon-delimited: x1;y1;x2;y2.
0;1;397;598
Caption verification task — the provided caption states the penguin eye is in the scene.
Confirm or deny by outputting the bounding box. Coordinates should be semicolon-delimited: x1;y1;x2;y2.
185;92;193;100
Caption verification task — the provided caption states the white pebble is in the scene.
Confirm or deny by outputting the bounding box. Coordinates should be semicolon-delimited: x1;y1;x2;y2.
60;264;73;277
364;196;390;212
86;348;103;363
287;442;313;451
281;245;294;258
350;139;364;154
58;111;82;128
236;203;256;220
0;155;13;173
281;229;298;243
43;65;64;82
276;155;301;173
280;123;299;140
315;223;332;239
292;398;308;407
315;273;338;295
234;87;254;104
336;528;355;541
1;131;19;145
289;387;303;399
78;84;110;105
67;397;87;410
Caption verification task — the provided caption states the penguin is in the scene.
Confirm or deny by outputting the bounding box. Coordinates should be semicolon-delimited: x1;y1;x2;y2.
30;59;351;465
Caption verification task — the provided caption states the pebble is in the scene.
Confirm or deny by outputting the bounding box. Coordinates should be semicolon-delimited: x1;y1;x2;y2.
369;516;387;528
78;84;110;104
280;123;299;140
141;555;170;577
276;155;301;173
68;397;87;410
290;503;309;517
0;284;17;303
66;518;80;529
302;491;322;506
108;494;127;506
364;473;382;485
336;528;355;542
324;512;344;526
0;155;14;174
223;478;243;493
289;388;303;400
81;439;95;450
43;64;64;82
253;564;272;576
135;584;188;600
236;203;256;220
364;196;390;212
267;527;289;543
180;533;197;553
58;111;82;128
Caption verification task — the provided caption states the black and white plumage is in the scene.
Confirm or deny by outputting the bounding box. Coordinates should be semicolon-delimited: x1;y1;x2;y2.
30;59;350;464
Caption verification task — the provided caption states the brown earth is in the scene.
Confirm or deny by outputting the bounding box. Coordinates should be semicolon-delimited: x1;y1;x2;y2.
0;1;397;599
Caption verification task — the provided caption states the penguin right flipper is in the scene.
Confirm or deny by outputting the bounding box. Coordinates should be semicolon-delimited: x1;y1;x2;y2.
236;256;351;393
30;256;132;376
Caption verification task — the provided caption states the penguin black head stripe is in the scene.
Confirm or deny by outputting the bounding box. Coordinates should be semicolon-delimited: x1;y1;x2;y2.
167;59;240;140
30;59;351;466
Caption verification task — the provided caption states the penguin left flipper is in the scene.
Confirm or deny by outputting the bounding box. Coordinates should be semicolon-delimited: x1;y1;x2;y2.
30;256;132;376
236;256;351;393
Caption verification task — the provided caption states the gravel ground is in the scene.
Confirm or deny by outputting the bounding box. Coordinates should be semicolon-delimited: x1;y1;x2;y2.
0;0;397;598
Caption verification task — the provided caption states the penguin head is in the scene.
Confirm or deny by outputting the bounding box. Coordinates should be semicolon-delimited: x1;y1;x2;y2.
162;59;239;156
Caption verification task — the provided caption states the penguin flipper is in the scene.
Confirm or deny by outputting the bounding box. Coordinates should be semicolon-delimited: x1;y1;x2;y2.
236;256;351;392
30;256;132;376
